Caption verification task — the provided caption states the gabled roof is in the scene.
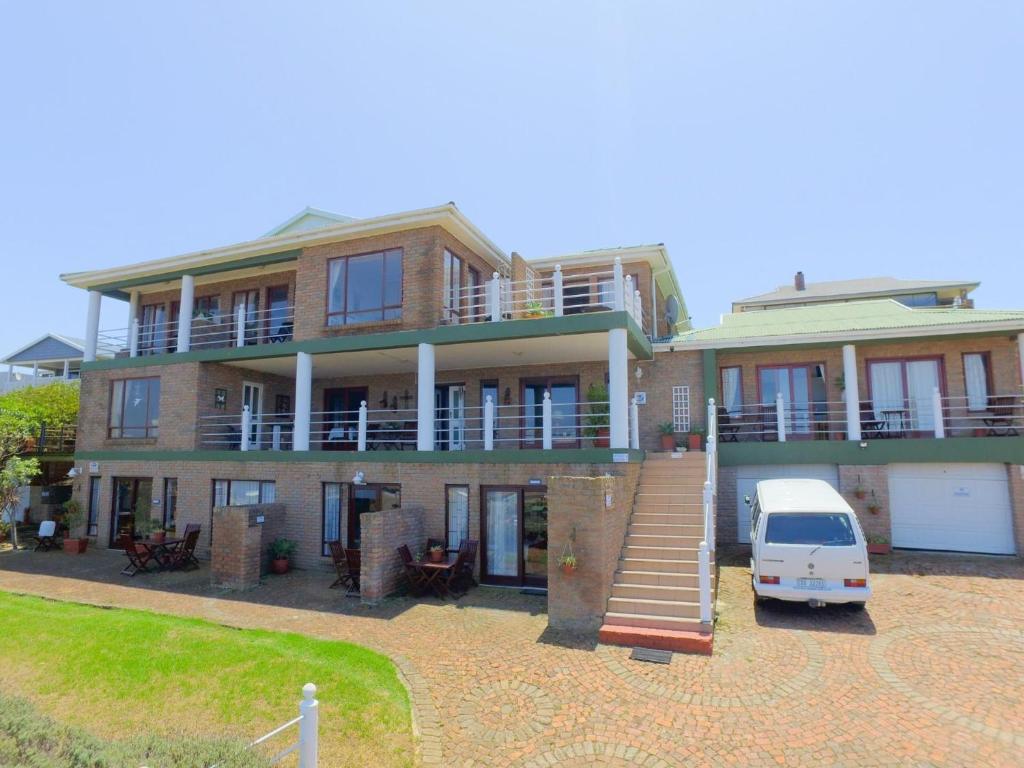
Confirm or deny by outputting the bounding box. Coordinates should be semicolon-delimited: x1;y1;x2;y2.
734;277;979;308
2;333;86;364
263;207;358;237
667;300;1024;349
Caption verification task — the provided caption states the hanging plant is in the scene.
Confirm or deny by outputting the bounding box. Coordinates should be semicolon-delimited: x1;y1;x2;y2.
557;541;578;574
867;490;881;515
853;474;866;500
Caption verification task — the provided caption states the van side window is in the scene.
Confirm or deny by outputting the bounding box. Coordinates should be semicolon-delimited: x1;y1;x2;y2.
750;498;761;532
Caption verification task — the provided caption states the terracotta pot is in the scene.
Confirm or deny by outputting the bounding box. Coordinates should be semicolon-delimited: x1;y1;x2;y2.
63;538;88;555
867;543;891;555
429;549;444;563
151;531;166;544
867;505;881;515
270;557;289;575
560;563;577;575
688;434;702;451
593;427;610;448
659;433;676;451
973;428;987;438
853;490;866;500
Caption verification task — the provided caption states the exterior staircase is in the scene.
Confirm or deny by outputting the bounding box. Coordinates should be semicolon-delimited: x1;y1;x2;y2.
598;451;716;655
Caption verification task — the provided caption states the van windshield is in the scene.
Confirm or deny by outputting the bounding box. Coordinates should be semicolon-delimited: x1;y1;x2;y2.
764;513;856;546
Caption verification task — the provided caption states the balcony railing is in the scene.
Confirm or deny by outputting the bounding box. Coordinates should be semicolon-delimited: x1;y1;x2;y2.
30;423;77;454
716;392;1023;442
198;398;619;452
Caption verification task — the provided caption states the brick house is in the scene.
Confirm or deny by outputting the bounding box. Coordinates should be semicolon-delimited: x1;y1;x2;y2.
60;206;1024;651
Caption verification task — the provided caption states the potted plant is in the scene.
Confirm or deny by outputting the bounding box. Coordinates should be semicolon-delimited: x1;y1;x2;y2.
866;490;881;515
269;538;297;574
584;382;611;447
557;552;578;574
428;543;445;563
866;535;891;555
657;422;676;451
687;425;705;451
523;300;552;319
853;476;866;500
61;499;88;555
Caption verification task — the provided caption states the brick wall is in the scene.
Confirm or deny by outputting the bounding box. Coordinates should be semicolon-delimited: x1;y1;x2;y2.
716;465;738;545
359;505;426;604
547;465;640;631
838;465;891;541
211;502;286;590
634;350;706;450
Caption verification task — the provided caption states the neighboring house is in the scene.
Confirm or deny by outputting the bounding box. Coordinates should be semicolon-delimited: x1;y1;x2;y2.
58;204;1024;652
732;272;978;313
1;333;88;394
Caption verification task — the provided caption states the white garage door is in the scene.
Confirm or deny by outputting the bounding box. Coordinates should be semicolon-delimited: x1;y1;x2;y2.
734;464;839;544
889;463;1015;555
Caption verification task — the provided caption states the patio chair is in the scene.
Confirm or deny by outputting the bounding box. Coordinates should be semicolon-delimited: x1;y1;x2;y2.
343;548;361;596
397;544;428;596
121;539;154;576
860;401;886;439
758;404;779;442
441;548;472;597
32;520;59;551
328;541;355;591
162;528;201;571
453;539;479;592
984;395;1020;437
717;406;741;443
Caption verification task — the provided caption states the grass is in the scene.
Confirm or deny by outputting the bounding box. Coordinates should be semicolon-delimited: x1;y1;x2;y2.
0;592;414;767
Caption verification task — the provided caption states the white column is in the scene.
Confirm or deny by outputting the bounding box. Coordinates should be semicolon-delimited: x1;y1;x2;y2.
932;387;945;438
634;289;643;329
698;541;712;624
776;392;787;442
612;257;624;311
357;401;367;452
624;275;634;318
83;290;102;362
129;319;140;358
629;396;640;450
235;303;246;347
176;274;195;353
128;290;140;328
298;683;319;768
417;343;435;451
553;265;564;317
61;360;70;380
484;395;494;451
842;344;862;441
293;352;313;451
542;391;553;450
240;405;251;451
608;328;629;449
488;272;502;323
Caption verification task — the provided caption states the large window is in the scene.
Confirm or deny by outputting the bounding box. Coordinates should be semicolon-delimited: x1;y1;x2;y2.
212;479;276;507
521;377;579;447
867;357;944;433
443;249;463;323
720;367;743;416
86;477;101;537
963;353;992;412
446;485;469;552
322;482;343;556
163;478;178;531
327;249;403;326
109;378;161;438
757;364;827;438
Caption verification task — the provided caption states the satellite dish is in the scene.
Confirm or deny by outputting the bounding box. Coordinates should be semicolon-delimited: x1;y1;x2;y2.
663;295;680;328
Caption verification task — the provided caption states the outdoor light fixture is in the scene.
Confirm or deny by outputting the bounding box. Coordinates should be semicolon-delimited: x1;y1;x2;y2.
66;467;80;478
635;365;643;380
859;441;868;449
352;470;366;485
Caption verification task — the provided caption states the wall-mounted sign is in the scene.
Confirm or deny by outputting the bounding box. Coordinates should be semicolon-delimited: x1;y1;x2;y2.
634;392;647;405
528;477;543;485
89;462;100;474
214;388;227;409
612;453;629;463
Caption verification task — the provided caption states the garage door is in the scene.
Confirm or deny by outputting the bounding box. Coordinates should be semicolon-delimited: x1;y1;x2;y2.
889;463;1015;555
734;464;838;544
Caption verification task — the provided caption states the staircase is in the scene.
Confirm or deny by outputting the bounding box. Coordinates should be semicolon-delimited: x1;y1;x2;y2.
598;451;715;655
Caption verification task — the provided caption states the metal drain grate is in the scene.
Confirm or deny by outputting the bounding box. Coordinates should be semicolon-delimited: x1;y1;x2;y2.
519;587;547;596
630;647;673;664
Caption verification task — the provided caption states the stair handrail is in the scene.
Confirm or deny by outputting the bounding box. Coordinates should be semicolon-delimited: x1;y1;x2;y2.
698;398;718;625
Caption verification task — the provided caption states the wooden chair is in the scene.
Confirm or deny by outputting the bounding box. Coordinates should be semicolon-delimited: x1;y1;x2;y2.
121;539;154;576
717;406;741;443
860;401;886;439
758;404;779;442
984;395;1020;436
328;541;353;590
441;548;471;597
32;520;59;551
397;544;428;596
453;539;479;593
162;528;200;571
343;548;361;596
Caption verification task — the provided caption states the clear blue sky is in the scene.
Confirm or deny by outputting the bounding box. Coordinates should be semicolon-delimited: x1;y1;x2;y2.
1;1;1021;356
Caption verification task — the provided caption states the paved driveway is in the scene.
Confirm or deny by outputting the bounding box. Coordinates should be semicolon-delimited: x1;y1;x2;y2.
0;547;1021;766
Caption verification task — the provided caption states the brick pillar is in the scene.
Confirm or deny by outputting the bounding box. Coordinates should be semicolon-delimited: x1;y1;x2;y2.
211;503;286;590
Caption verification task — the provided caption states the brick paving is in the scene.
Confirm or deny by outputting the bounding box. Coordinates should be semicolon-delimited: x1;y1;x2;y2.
1;547;1022;767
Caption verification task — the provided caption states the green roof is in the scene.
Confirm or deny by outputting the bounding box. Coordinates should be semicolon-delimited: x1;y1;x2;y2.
676;300;1024;346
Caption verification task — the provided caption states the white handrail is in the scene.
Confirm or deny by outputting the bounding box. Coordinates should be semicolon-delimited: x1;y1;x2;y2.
699;398;718;627
210;683;317;768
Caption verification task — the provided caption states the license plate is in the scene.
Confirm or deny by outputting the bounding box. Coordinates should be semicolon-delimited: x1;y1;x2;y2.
797;578;825;590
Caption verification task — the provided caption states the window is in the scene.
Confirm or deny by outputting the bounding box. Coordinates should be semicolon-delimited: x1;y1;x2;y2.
467;267;482;322
163;478;178;530
140;303;176;354
443;249;463;323
327;249;403;326
109;378;161;438
86;477;100;537
322;482;343;555
192;295;221;320
867;357;944;432
720;367;743;416
672;385;691;433
212;479;276;507
764;513;856;546
446;485;469;552
758;364;828;437
233;290;260;344
963;353;991;411
521;377;579;446
896;292;938;307
266;285;292;341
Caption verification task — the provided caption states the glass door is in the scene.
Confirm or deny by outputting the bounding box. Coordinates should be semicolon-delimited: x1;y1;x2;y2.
448;385;465;450
109;477;153;547
868;358;943;434
232;290;260;345
323;387;367;451
242;382;263;449
523;490;548;586
266;285;292;342
481;486;548;587
520;378;579;448
758;365;825;439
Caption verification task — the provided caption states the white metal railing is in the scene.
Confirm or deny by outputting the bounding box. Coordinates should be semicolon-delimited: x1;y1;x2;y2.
699;398;718;625
715;398;848;442
211;683;318;768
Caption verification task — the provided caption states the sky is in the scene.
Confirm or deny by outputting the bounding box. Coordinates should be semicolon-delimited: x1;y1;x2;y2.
0;1;1021;357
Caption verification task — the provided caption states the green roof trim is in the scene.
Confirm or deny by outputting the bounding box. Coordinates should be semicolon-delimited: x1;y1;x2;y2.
81;312;650;372
719;437;1024;466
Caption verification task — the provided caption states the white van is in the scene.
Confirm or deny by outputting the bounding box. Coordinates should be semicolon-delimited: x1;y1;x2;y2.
749;479;871;608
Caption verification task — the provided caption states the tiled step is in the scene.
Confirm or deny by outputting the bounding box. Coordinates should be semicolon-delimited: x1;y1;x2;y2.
619;557;704;574
603;610;706;631
611;582;701;602
634;501;704;514
631;512;705;525
615;569;713;588
625;534;704;548
628;523;705;537
598;624;713;655
623;545;712;561
607;596;702;619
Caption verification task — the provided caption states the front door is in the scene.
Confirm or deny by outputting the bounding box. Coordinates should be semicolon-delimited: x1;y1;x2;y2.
324;387;368;451
242;381;264;449
109;477;153;547
481;486;548;587
434;384;466;450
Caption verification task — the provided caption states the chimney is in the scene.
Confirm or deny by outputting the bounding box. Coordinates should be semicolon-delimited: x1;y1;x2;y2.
794;271;806;291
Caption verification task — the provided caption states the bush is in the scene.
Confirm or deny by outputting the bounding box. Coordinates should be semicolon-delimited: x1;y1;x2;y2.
0;694;270;768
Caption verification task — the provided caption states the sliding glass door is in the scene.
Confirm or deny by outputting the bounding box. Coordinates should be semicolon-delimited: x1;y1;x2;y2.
868;358;943;434
757;364;827;438
481;486;548;587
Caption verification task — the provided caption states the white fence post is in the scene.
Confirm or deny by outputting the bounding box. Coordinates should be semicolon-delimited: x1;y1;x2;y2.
698;541;712;624
298;683;319;768
484;395;494;451
235;303;246;347
703;480;715;551
129;318;140;358
612;257;624;311
240;405;251;452
553;264;564;317
629;396;640;450
634;289;643;328
624;275;634;317
357;401;367;452
272;424;282;452
932;387;945;438
775;392;787;442
542;391;553;450
488;272;502;322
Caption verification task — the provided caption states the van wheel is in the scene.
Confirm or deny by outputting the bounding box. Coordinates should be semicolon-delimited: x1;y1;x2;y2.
849;602;866;611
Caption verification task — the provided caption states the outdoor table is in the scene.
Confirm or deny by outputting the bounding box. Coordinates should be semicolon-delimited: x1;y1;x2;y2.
880;409;906;438
417;555;458;598
137;537;183;571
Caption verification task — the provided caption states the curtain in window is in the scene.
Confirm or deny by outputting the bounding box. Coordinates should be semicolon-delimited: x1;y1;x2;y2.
447;487;469;551
906;360;940;431
229;481;260;505
964;354;989;411
323;483;341;554
869;362;904;419
260;482;276;503
722;368;742;415
485;490;519;577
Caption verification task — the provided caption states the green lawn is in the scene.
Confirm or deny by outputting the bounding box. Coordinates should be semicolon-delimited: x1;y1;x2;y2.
0;592;414;767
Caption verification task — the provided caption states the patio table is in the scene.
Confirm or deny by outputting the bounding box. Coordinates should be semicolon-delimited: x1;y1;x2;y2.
417;555;458;598
138;538;183;571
